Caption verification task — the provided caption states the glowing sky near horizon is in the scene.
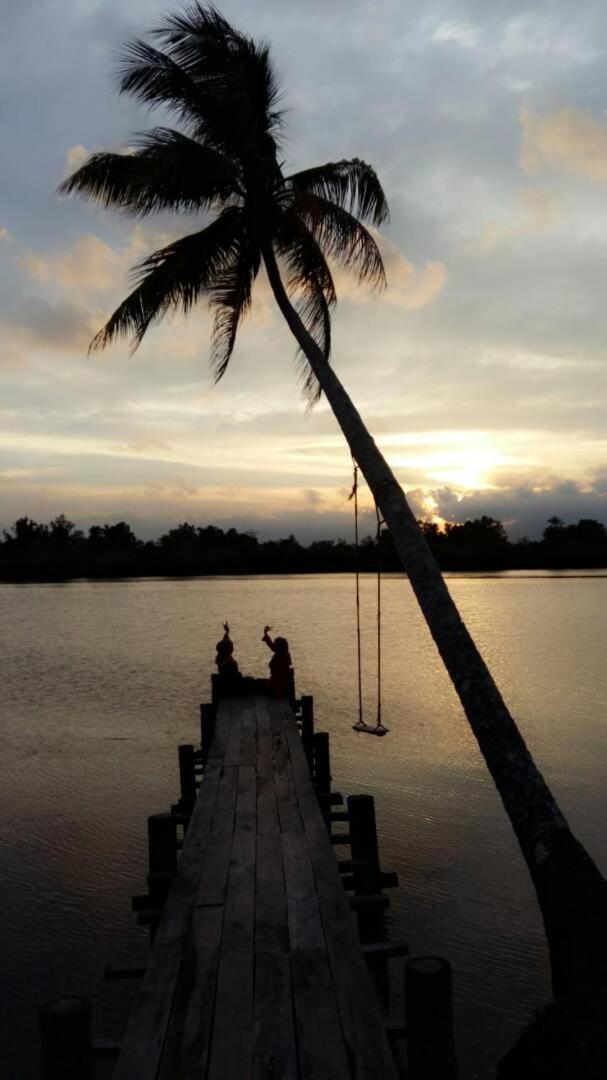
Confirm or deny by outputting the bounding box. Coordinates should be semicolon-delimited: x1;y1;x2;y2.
1;0;607;541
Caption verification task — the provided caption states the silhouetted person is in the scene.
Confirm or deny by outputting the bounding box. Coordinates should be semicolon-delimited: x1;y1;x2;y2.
215;621;243;696
261;625;292;698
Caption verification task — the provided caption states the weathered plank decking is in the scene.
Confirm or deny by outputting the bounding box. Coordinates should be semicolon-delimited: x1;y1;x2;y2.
114;695;398;1079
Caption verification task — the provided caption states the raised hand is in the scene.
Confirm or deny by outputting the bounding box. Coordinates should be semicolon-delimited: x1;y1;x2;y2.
223;620;230;635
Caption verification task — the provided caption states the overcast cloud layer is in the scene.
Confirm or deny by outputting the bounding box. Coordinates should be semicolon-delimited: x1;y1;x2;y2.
1;0;607;541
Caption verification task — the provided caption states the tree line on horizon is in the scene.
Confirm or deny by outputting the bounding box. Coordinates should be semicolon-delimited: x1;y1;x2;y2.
1;512;606;580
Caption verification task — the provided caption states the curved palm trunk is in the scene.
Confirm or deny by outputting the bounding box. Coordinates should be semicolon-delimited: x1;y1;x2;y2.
263;245;607;999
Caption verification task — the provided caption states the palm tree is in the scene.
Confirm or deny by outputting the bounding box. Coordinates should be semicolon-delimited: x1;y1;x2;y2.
60;4;606;998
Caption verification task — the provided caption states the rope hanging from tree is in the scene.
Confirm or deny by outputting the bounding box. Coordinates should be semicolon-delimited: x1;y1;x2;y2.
349;459;390;737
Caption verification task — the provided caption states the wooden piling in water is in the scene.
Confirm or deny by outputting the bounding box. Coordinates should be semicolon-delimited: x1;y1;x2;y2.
178;743;197;811
313;731;331;794
200;702;216;761
348;794;381;894
405;956;457;1080
300;694;314;767
148;813;178;878
39;997;94;1080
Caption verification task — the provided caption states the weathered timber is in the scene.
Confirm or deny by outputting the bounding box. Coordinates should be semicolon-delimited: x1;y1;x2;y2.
39;997;94;1080
313;730;331;794
115;695;398;1079
178;744;197;810
112;757;222;1080
104;963;145;980
406;956;457;1080
300;694;314;768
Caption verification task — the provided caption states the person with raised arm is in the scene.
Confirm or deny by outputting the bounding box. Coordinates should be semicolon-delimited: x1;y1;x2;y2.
261;625;293;698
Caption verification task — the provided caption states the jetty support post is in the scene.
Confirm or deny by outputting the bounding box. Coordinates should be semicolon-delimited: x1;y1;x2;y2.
313;731;331;797
147;812;178;911
200;703;216;762
300;695;314;768
39;997;94;1080
178;743;197;815
405;956;457;1080
348;794;381;894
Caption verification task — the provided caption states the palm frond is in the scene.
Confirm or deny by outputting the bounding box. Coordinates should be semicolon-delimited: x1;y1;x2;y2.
289;159;389;226
117;38;207;129
150;4;284;156
209;237;261;381
275;210;336;405
58;128;241;216
294;191;386;290
90;208;243;352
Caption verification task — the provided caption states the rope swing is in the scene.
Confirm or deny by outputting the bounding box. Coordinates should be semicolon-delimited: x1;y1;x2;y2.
349;460;390;737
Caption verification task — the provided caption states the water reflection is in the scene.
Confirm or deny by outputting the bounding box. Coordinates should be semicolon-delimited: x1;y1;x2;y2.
1;573;605;1078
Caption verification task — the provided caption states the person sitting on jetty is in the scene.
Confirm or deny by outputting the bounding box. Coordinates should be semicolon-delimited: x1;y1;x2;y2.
215;621;243;695
261;625;292;698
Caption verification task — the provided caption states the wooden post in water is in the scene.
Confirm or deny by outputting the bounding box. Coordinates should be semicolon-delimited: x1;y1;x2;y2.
300;695;314;768
178;743;197;812
200;703;216;761
39;997;94;1080
405;956;457;1080
313;731;331;795
147;812;178;918
148;813;178;878
348;794;381;894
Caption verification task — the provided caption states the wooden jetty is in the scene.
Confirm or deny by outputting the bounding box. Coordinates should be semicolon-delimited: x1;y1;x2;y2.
115;693;399;1079
39;684;458;1079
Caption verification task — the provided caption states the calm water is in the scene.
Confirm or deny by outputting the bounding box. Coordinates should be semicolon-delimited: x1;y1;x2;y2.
1;572;606;1079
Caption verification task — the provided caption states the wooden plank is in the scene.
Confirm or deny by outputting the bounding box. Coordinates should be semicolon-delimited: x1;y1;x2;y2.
157;905;224;1080
209;764;238;835
253;953;298;1080
195;830;233;908
255;834;288;954
270;702;303;835
282;710;398;1080
275;769;304;835
223;698;243;767
256;775;279;836
290;949;351;1080
268;698;290;773
113;759;222;1080
282;831;324;952
240;699;257;766
254;697;274;777
207;829;256;1080
208;699;232;760
235;764;257;834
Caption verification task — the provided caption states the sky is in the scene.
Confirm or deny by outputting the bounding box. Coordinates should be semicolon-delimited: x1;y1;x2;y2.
1;0;607;542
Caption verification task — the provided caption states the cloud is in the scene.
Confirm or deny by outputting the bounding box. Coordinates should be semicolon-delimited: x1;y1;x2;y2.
2;298;100;352
64;144;91;173
23;233;127;296
0;349;26;369
334;234;447;310
472;188;561;253
427;474;607;539
432;21;481;50
520;106;607;182
21;226;179;304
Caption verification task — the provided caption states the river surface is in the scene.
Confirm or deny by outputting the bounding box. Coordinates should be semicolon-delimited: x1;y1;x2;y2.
1;571;606;1079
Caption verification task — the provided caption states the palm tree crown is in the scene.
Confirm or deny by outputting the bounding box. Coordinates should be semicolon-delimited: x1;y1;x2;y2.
60;3;388;402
